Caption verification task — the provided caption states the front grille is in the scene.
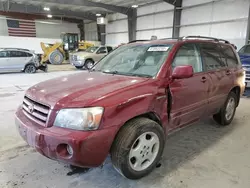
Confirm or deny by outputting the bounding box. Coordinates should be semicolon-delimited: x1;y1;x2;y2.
70;55;77;61
22;96;50;126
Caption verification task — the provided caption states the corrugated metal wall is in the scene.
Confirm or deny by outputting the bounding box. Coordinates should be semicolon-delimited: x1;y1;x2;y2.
136;2;174;40
105;2;175;46
84;22;98;41
106;13;128;46
180;0;250;48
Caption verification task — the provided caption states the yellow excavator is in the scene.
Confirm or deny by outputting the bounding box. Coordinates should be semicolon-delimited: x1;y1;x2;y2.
40;33;94;65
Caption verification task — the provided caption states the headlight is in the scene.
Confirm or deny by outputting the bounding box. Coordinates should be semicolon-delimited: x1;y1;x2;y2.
54;107;104;131
78;56;85;61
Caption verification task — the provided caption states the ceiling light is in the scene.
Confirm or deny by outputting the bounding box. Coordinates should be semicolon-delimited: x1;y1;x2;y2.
44;7;50;11
47;14;53;18
96;13;101;17
131;4;138;8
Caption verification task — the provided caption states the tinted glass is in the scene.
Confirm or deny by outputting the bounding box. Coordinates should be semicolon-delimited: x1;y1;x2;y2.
243;45;250;54
199;43;226;70
220;45;238;67
107;47;113;53
94;44;172;77
97;47;107;54
10;51;27;57
26;52;33;57
85;46;99;53
172;43;203;73
0;51;8;58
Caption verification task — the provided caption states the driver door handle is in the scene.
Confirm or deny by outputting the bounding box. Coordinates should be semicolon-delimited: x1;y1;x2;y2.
201;76;207;83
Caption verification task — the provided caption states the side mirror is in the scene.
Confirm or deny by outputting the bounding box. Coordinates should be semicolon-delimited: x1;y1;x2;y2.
172;65;194;79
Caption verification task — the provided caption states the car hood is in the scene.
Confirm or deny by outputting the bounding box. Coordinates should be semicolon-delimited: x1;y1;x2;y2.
72;52;92;57
26;71;150;109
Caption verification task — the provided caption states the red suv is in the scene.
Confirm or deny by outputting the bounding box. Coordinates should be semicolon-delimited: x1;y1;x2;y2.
15;36;245;179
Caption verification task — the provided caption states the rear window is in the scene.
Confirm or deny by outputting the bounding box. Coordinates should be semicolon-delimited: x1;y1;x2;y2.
26;52;33;57
199;43;226;71
220;45;238;68
0;51;8;58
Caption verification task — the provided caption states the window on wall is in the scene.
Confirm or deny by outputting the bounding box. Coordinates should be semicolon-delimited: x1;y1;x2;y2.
172;43;203;73
199;43;226;71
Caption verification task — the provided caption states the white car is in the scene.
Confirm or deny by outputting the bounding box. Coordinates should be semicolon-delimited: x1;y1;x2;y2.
0;48;40;73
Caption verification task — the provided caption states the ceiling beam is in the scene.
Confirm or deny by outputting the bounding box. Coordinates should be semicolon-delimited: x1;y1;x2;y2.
0;1;97;21
0;11;84;23
15;0;130;15
162;0;178;6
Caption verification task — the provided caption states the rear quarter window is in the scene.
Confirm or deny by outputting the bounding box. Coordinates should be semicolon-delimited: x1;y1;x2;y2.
0;51;8;58
220;44;239;68
199;42;226;71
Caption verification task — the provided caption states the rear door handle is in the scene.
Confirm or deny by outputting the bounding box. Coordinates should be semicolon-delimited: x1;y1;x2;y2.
226;70;231;75
201;77;207;83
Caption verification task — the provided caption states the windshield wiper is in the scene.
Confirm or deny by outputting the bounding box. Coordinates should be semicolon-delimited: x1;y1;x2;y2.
102;71;152;78
120;72;152;78
102;70;118;75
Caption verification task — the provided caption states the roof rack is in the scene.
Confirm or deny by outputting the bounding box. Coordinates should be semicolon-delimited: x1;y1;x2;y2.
181;36;230;44
160;37;180;40
1;48;30;51
128;40;149;43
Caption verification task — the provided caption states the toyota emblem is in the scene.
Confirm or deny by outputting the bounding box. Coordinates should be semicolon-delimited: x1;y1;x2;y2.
28;104;34;113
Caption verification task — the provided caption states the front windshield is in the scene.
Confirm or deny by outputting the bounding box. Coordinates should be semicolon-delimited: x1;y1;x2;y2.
93;44;172;77
85;46;99;53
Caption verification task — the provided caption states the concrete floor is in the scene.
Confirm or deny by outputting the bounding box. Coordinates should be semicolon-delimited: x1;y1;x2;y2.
0;71;250;188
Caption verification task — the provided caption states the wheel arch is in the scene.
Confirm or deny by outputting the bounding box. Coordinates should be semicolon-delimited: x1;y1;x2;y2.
230;86;241;106
84;58;94;64
23;62;36;71
110;111;163;152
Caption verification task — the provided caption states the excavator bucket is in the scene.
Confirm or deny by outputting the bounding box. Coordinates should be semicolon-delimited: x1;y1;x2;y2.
40;42;65;65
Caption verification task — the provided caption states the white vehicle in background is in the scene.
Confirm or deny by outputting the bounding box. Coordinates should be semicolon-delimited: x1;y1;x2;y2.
70;46;113;69
0;48;40;73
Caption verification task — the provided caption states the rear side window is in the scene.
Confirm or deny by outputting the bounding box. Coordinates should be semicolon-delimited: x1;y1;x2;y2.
97;47;107;54
107;47;113;53
26;52;33;57
239;45;250;54
199;43;226;71
172;43;203;73
220;45;238;68
10;51;27;57
0;51;8;58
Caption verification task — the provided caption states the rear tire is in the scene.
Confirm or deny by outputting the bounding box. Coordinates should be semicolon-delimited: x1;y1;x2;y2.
213;92;237;126
24;64;36;74
49;50;64;65
111;117;165;179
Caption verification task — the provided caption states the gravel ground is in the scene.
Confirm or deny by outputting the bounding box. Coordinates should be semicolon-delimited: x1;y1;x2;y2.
0;71;250;188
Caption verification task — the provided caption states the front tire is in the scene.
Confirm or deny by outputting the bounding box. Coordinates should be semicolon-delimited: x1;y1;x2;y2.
111;118;165;179
75;66;83;69
213;92;237;126
84;59;94;70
